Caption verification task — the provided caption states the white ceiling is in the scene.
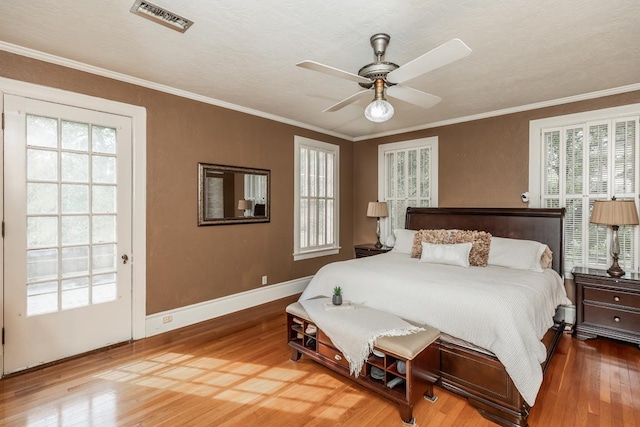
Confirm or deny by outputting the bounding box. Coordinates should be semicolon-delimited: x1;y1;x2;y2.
1;0;639;140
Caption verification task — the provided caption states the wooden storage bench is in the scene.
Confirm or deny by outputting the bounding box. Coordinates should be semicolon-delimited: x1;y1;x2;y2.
286;301;440;425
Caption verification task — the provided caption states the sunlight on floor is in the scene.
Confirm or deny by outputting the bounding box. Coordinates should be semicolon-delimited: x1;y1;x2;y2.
18;351;367;426
26;390;118;427
79;351;366;423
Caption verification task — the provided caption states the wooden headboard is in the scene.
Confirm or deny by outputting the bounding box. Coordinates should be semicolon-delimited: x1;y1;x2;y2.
405;207;565;275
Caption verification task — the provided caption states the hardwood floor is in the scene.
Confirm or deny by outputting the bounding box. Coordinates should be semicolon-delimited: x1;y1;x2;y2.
1;296;639;426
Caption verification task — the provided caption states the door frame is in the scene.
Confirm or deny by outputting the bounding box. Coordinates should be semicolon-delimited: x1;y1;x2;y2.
0;77;147;372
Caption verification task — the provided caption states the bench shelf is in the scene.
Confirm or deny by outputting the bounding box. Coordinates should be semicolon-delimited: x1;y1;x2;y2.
287;309;439;425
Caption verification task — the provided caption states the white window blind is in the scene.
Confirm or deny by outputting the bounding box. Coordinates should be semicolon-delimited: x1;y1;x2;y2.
540;116;639;273
378;138;438;240
294;136;339;260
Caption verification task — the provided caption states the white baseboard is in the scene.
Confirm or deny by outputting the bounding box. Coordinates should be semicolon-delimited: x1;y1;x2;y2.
145;276;312;337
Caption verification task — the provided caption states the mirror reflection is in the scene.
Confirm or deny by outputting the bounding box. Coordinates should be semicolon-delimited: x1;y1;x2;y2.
198;163;270;225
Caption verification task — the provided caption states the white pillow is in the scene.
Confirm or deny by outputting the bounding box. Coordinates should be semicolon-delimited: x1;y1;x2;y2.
391;229;416;254
419;241;472;268
487;237;548;272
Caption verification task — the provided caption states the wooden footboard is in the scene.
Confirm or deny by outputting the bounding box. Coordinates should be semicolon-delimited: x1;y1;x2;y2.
435;323;565;427
437;339;529;426
404;207;566;426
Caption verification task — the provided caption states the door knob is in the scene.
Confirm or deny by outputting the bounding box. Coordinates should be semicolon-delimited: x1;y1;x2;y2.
122;254;129;264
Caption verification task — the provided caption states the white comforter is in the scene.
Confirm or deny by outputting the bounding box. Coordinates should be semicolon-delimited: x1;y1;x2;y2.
299;252;571;406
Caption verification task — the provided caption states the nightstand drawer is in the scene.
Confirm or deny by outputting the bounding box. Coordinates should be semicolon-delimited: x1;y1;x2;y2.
584;287;640;309
577;274;640;290
583;304;640;333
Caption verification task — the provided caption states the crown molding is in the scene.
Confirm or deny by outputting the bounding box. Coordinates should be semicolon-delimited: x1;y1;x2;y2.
0;41;354;141
354;82;640;141
3;41;639;144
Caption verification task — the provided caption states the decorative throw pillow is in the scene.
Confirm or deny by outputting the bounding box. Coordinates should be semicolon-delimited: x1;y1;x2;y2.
411;229;449;258
419;241;472;268
391;229;417;254
540;247;553;269
487;236;548;272
448;230;492;266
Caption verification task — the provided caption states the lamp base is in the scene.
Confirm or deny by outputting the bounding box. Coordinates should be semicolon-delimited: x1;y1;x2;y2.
374;217;383;248
607;265;625;277
607;257;625;277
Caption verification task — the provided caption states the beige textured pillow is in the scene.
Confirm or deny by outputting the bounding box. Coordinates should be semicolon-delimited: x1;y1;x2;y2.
449;230;492;266
411;229;449;258
540;247;553;269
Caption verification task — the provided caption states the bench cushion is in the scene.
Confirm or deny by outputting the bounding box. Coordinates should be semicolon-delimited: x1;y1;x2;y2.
286;300;313;320
286;301;439;360
375;326;439;360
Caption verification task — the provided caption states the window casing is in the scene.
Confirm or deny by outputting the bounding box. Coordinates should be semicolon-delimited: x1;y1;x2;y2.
294;136;340;260
530;105;640;275
378;137;438;240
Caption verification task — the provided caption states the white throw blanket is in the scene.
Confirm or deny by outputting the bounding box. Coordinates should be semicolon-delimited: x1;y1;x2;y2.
300;297;425;376
299;252;571;406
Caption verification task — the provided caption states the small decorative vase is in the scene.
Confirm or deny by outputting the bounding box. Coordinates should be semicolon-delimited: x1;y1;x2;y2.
332;295;342;306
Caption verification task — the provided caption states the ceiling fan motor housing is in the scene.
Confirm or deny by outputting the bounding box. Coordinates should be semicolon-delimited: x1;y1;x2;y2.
358;33;399;88
358;62;399;88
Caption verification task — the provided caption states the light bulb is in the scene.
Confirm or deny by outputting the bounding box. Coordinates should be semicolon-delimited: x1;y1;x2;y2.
365;99;394;123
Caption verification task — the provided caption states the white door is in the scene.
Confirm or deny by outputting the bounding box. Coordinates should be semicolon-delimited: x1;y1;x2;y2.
3;94;132;374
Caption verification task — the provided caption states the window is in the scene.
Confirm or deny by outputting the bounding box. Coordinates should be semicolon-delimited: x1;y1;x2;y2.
530;105;640;274
294;136;340;260
378;137;438;240
244;173;267;216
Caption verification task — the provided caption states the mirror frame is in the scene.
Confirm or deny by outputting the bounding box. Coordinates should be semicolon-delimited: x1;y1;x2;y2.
198;163;271;226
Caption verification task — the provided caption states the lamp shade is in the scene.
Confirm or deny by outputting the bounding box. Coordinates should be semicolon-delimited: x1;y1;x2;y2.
590;199;639;226
367;201;388;218
237;199;251;210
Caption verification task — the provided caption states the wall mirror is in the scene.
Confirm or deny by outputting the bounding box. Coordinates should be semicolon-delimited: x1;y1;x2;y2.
198;163;270;226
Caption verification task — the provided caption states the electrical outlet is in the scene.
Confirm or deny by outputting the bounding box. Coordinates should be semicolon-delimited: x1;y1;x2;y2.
162;315;173;324
262;275;268;285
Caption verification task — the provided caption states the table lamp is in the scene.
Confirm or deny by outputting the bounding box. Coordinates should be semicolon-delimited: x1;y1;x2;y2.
590;197;639;277
367;201;388;249
237;199;251;216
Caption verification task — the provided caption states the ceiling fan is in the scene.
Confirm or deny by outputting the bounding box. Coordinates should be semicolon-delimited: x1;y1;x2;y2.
297;34;472;123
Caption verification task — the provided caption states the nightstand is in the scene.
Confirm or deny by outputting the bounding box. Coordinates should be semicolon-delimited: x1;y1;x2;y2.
354;244;392;258
572;267;640;346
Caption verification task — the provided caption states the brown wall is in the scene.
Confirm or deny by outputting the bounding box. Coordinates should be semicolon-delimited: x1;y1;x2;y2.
0;50;354;315
353;91;640;246
353;91;640;304
4;49;640;313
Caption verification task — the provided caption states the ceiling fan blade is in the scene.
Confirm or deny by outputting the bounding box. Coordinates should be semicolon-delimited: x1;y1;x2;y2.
386;85;442;109
297;60;372;85
323;90;371;112
386;38;472;84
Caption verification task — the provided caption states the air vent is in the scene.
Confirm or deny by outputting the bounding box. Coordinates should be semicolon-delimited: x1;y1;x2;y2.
130;0;193;33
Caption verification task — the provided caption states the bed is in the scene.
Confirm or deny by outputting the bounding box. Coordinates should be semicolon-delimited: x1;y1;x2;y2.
299;207;569;427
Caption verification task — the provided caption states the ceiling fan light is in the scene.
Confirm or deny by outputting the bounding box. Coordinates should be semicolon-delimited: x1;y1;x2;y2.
365;99;394;123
